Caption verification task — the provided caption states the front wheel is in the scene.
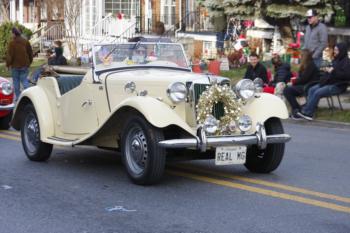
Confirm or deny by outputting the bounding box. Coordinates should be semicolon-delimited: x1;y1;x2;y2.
244;118;285;173
121;115;166;185
21;104;53;161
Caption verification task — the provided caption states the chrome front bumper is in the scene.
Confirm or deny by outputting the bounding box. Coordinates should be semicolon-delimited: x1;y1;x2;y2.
0;103;14;111
158;123;291;152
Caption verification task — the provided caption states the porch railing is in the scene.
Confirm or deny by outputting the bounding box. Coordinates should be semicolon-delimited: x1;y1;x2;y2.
40;23;65;52
30;23;65;54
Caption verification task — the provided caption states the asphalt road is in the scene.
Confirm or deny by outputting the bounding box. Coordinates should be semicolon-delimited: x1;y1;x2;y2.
0;122;349;233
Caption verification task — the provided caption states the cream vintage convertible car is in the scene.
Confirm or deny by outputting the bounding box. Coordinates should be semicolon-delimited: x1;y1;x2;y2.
12;41;291;185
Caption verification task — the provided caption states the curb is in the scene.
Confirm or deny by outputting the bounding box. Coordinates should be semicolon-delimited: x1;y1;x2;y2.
284;118;350;130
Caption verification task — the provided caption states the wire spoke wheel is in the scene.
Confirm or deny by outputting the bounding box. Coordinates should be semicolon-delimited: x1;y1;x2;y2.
125;126;148;175
23;112;40;155
21;104;52;161
121;115;166;185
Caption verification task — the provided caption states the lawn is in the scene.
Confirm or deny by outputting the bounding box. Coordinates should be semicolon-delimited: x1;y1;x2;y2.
314;108;350;123
0;59;46;77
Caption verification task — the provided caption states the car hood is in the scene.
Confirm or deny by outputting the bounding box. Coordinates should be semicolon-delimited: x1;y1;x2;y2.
102;68;226;84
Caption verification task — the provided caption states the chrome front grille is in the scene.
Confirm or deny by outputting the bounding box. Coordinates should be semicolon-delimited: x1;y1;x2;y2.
193;83;224;119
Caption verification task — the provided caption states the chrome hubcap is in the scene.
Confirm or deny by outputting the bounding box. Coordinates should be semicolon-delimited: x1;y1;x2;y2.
23;113;39;154
125;126;148;175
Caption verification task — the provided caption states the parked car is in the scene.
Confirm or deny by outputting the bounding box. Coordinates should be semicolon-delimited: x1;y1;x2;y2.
0;77;14;130
11;41;291;185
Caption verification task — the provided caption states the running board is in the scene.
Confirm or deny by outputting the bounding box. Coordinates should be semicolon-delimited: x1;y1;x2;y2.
44;136;78;146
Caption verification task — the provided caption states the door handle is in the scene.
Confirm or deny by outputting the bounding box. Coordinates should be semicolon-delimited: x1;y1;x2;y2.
81;100;92;107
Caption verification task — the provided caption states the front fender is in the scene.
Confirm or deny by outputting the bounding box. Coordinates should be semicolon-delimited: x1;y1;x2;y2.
242;93;288;127
112;96;195;136
12;86;54;139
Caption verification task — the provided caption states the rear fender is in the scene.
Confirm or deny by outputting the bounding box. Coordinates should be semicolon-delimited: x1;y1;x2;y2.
11;87;54;139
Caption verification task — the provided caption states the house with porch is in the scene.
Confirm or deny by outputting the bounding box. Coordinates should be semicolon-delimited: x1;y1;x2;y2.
6;0;216;59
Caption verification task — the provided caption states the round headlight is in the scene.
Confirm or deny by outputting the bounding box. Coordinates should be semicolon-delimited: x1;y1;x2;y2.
238;115;252;132
235;79;255;100
1;82;13;96
167;82;187;103
204;115;219;134
253;78;264;93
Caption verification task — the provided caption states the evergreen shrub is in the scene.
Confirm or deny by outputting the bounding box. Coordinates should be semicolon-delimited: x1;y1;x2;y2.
0;22;32;61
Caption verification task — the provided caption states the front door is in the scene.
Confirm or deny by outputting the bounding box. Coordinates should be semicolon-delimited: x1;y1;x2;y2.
160;0;175;30
58;83;98;135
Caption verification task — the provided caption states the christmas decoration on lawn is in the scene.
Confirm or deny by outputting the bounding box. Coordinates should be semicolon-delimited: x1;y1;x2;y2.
196;84;242;134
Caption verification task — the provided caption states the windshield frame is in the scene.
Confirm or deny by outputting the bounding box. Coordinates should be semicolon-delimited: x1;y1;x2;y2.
91;42;191;82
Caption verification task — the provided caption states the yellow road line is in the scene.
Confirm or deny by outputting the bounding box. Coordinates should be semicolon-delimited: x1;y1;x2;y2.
0;130;20;136
0;134;21;141
1;132;349;213
167;169;350;214
175;164;350;204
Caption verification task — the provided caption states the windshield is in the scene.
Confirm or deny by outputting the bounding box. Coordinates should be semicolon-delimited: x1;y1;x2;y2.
92;42;189;72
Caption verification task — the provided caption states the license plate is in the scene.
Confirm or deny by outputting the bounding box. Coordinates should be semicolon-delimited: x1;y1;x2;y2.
215;146;247;165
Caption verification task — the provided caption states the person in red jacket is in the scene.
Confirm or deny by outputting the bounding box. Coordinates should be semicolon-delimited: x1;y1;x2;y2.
5;27;33;101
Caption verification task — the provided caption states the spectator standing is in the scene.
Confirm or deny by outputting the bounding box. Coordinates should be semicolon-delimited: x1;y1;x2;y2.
243;53;268;84
5;27;33;101
298;43;350;120
283;49;319;119
303;9;328;68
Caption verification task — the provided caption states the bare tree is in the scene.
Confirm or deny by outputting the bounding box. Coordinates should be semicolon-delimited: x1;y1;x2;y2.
64;0;82;59
0;0;10;22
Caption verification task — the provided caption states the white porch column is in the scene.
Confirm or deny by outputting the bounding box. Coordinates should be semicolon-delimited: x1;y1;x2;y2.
10;0;16;22
89;0;93;31
144;0;149;32
19;0;24;24
81;0;87;35
98;0;103;20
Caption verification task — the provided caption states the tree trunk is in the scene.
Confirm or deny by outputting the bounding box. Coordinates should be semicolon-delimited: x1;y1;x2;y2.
275;18;293;49
0;1;10;21
36;0;41;27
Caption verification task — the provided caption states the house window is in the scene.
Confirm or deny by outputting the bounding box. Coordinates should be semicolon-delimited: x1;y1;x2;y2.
105;0;140;19
84;0;97;32
161;0;176;27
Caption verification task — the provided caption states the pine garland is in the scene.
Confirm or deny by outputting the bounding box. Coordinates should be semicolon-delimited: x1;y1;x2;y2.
196;84;242;135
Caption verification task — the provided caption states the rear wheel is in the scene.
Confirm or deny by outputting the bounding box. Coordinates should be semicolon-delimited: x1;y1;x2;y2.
0;111;12;130
244;118;285;173
21;104;53;161
121;115;166;185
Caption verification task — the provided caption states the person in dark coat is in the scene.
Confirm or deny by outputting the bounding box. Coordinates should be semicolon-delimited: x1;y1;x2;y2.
31;40;67;84
243;52;268;84
5;27;33;100
48;40;67;66
298;43;350;120
270;55;292;86
283;49;319;119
